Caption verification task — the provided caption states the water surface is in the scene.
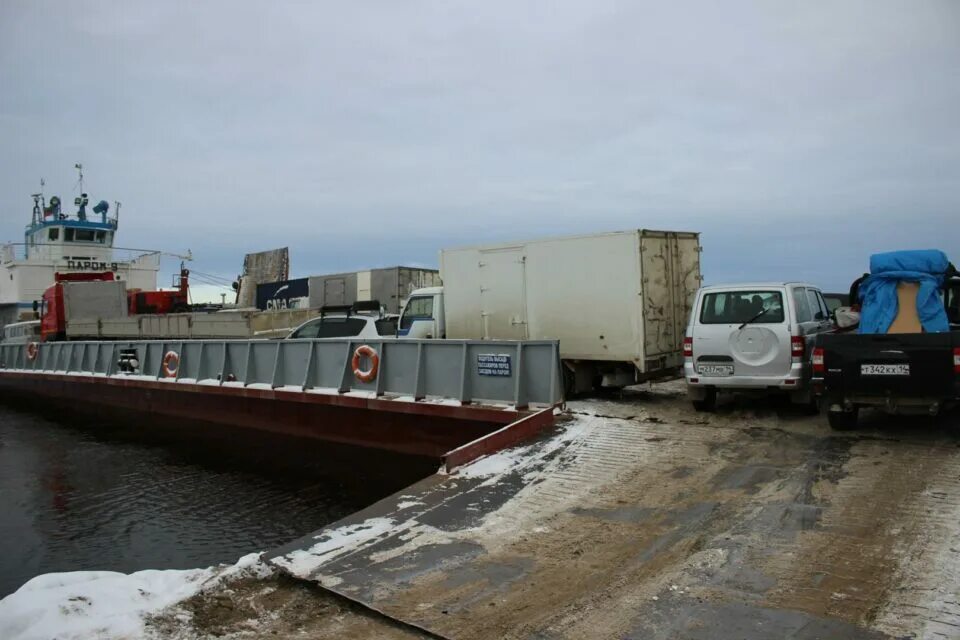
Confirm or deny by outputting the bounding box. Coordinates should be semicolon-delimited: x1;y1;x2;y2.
0;402;436;597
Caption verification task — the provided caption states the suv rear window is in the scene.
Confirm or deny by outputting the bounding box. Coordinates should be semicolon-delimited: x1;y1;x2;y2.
291;317;368;339
699;291;785;325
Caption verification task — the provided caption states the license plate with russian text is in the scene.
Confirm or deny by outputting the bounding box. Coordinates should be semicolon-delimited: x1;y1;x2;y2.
698;364;734;376
860;364;910;376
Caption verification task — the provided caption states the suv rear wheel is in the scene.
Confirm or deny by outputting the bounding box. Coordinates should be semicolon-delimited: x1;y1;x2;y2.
827;407;858;431
692;388;717;412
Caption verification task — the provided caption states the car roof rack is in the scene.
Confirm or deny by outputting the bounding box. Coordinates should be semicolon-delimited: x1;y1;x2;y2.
319;300;384;318
352;300;382;314
320;304;353;317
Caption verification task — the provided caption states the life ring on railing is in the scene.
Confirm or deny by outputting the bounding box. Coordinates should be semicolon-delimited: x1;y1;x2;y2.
26;342;39;361
351;345;379;383
162;351;180;378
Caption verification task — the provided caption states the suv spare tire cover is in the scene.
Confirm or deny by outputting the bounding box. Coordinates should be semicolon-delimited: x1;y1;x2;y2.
728;327;779;366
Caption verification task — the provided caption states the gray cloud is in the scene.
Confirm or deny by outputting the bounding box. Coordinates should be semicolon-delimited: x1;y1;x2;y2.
2;0;958;295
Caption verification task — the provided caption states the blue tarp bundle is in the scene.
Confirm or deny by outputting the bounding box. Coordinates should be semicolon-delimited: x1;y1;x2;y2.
859;249;951;334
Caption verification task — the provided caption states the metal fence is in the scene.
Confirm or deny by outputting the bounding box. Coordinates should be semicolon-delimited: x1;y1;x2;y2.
0;338;564;407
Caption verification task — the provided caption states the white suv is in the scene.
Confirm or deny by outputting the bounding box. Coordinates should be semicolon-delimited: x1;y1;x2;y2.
684;282;833;411
286;313;397;340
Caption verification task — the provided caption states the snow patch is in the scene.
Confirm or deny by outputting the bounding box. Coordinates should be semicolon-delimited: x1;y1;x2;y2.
343;390;377;399
272;517;394;577
456;417;590;481
0;553;270;640
456;448;529;479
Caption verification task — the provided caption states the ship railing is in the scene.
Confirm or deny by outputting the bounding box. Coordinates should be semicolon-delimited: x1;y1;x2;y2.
0;243;162;265
0;338;564;408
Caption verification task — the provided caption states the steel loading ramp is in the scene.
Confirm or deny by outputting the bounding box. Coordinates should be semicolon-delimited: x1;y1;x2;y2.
266;407;960;640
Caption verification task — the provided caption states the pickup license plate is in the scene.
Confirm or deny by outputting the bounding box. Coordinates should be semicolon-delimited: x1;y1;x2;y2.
698;364;734;376
860;364;910;376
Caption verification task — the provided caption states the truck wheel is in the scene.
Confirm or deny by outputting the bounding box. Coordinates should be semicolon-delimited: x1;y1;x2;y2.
562;368;576;397
827;408;858;431
692;388;717;412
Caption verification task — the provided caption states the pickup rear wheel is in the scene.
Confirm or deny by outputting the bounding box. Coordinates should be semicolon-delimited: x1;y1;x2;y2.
827;408;859;431
692;388;717;412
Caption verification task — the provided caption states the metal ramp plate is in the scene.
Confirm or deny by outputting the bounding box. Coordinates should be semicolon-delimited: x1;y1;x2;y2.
264;411;953;639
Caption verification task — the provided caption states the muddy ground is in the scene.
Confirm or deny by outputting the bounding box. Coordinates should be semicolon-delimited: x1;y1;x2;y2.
151;380;960;639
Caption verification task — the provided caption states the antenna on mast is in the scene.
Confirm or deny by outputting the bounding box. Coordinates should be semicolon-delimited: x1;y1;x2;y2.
74;163;84;193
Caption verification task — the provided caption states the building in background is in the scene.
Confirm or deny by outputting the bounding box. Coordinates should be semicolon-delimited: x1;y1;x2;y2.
256;267;440;314
235;248;289;308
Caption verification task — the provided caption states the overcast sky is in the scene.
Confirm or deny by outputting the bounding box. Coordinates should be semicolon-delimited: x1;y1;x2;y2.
2;0;958;300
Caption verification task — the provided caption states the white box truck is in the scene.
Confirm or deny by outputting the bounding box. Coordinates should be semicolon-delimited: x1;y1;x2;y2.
398;229;702;392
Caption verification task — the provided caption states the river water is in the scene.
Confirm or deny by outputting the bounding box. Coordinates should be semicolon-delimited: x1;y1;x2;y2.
0;402;438;598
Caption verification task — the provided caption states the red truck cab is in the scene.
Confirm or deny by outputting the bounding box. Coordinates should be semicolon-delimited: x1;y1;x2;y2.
39;272;116;342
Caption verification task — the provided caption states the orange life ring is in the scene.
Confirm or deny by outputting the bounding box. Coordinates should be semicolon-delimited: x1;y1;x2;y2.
162;351;180;378
26;342;39;361
351;345;379;383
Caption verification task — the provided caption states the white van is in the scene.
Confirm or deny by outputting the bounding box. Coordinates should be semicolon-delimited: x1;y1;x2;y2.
684;282;833;411
1;320;41;345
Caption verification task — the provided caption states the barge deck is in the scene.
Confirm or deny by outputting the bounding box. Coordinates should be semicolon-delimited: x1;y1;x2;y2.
0;338;563;463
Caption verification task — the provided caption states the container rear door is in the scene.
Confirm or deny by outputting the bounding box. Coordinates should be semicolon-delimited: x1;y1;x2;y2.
323;278;346;306
640;232;701;358
478;247;527;340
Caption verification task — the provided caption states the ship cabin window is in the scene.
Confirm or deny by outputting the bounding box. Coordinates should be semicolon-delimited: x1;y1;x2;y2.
74;229;96;242
48;227;60;241
95;231;106;243
64;228;74;242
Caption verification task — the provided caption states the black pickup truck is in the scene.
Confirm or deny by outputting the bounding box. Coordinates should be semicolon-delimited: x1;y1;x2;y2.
812;277;960;430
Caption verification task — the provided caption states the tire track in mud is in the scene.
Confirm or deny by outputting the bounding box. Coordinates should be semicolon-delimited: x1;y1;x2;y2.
757;435;960;636
870;446;960;639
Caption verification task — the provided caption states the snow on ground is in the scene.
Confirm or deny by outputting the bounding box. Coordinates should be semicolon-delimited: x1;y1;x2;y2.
271;517;396;579
455;415;591;483
0;553;270;640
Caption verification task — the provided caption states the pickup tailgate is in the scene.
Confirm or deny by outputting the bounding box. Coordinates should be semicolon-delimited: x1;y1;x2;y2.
820;332;958;399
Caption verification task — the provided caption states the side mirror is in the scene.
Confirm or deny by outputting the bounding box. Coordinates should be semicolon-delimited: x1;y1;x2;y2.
32;300;39;313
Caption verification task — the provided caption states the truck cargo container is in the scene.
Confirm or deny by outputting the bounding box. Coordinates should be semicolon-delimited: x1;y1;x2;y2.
66;307;319;341
399;230;702;392
40;275;124;342
306;267;441;314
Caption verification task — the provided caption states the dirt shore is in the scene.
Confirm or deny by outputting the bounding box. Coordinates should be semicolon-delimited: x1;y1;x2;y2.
151;380;960;639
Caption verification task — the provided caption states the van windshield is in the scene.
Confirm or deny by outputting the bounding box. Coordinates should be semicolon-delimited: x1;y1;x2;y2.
700;290;785;325
400;296;434;331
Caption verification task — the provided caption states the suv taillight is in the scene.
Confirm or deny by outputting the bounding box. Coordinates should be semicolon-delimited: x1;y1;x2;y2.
683;337;693;358
791;336;805;359
954;347;960;373
812;347;825;374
